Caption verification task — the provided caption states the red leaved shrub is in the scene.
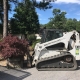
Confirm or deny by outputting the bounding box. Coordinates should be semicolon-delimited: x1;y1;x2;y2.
0;34;29;58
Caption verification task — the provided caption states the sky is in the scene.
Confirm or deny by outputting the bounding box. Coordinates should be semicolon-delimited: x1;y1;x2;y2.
9;0;80;24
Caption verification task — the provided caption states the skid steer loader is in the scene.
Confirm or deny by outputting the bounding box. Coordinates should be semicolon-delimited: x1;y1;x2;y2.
32;29;80;71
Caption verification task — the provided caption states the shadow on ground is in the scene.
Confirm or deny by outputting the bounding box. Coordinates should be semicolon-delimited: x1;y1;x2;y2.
0;66;31;80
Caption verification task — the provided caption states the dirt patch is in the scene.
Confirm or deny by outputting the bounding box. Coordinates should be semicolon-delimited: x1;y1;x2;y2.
0;54;7;66
0;60;7;66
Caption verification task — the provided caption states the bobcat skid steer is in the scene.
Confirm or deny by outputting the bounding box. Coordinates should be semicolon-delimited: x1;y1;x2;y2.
32;29;80;71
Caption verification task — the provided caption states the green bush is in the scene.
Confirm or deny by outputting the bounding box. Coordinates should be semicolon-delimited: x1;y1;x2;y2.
27;34;36;41
32;39;41;49
27;34;41;50
27;34;36;45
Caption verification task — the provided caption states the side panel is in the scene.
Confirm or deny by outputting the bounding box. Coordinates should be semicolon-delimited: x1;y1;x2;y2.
75;45;80;60
39;50;60;59
70;43;80;60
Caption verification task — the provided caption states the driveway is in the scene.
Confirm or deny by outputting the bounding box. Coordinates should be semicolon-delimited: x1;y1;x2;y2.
0;61;80;80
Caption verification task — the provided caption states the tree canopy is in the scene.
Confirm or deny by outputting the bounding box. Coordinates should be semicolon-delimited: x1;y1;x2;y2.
44;8;80;32
0;0;54;36
10;0;40;34
1;0;80;36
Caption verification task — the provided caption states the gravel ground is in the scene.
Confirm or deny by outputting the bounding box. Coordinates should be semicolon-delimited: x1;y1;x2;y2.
0;62;80;80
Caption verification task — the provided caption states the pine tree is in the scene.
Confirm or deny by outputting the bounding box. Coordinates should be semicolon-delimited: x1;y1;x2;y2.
10;0;40;34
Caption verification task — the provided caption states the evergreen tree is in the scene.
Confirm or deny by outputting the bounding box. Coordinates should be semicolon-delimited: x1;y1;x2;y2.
10;0;40;34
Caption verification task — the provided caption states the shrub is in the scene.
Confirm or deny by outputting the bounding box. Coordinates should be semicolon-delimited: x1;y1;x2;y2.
32;39;41;49
27;34;36;45
0;34;29;58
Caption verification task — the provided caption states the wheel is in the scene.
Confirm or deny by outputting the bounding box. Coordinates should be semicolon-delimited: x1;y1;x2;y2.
64;55;72;63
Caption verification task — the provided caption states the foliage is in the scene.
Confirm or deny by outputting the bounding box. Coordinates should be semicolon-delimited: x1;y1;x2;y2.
21;0;53;10
10;0;40;34
0;0;54;35
0;34;29;58
45;9;67;29
0;0;17;36
10;18;20;34
52;9;67;29
27;34;36;46
44;8;80;32
32;39;41;49
64;18;77;31
76;21;80;31
27;33;41;50
0;1;3;24
0;0;15;24
10;0;55;34
45;18;55;29
27;34;36;42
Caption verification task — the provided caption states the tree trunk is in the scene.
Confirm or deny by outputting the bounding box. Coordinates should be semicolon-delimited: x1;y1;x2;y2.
3;0;8;38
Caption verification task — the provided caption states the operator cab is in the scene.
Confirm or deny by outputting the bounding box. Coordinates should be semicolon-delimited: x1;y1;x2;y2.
40;29;63;43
